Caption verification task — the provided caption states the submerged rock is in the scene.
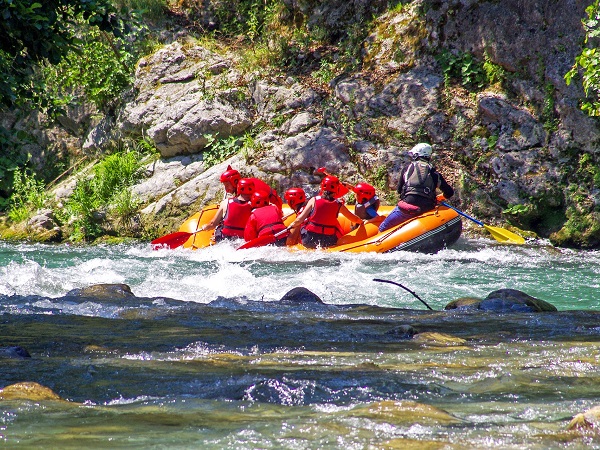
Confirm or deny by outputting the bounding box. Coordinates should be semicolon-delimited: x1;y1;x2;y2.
348;400;461;425
279;287;324;305
568;405;600;431
413;332;467;346
445;289;557;312
0;382;62;401
0;346;31;359
385;325;416;339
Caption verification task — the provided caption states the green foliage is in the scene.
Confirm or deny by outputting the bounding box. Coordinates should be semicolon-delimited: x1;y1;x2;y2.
312;59;339;84
202;134;242;168
0;0;120;108
503;203;532;216
372;166;389;192
112;0;167;21
577;153;600;187
542;84;559;132
565;0;600;116
437;50;487;90
59;149;145;242
7;168;48;223
482;53;506;85
0;128;31;205
43;14;149;113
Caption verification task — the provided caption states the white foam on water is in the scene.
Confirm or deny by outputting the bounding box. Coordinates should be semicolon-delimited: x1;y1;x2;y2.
1;240;600;310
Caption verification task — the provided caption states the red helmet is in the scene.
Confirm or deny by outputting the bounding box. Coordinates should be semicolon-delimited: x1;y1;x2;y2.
353;182;376;204
251;190;270;208
320;175;340;193
237;178;255;196
220;165;241;187
284;188;307;210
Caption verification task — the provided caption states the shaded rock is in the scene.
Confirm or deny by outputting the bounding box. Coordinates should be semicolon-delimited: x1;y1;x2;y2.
66;283;135;299
568;405;600;431
480;289;557;312
279;287;324;305
444;297;482;310
385;324;416;339
0;346;31;359
348;400;461;425
0;381;61;401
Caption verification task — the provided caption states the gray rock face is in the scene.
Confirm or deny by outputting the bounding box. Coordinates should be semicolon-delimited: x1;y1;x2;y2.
118;42;253;158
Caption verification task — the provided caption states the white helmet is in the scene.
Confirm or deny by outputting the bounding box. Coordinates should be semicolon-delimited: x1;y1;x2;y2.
408;143;432;159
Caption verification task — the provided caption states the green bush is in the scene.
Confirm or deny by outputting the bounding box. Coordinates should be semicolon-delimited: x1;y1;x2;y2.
437;50;487;90
7;168;48;223
565;0;600;116
59;149;146;242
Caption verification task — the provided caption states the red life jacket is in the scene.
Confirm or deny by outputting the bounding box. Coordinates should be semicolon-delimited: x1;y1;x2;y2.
245;205;288;241
304;196;343;237
222;198;252;238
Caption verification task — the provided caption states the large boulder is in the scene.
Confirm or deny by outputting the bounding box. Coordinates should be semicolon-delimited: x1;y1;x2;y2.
115;42;253;158
445;289;557;312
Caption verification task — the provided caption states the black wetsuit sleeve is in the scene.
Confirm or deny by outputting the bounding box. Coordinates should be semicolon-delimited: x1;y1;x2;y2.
396;166;407;195
437;172;454;199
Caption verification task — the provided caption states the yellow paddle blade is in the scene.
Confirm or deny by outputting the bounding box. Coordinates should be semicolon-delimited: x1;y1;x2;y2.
484;225;525;244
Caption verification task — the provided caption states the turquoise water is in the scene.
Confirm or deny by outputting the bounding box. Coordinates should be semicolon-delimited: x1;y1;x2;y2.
1;236;600;448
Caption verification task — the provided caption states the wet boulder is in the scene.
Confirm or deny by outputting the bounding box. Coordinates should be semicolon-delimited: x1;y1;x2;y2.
445;289;557;312
66;283;135;299
480;289;557;312
444;297;482;310
0;382;62;401
0;346;31;359
279;287;324;305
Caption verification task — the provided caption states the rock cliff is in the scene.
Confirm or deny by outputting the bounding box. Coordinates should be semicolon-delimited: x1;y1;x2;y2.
16;0;600;247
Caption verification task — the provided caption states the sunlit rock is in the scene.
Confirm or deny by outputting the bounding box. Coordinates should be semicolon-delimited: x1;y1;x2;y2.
480;289;557;312
0;346;31;359
66;283;135;299
0;381;62;401
413;332;467;346
444;297;482;310
348;400;460;425
279;287;324;305
568;405;600;432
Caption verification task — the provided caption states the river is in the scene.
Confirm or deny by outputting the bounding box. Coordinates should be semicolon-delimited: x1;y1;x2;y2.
1;236;600;448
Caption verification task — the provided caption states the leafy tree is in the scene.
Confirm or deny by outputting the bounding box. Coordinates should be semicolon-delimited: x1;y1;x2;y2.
0;0;119;108
565;0;600;116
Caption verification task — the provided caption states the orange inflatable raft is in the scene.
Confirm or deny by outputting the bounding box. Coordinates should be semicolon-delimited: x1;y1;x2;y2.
175;204;462;254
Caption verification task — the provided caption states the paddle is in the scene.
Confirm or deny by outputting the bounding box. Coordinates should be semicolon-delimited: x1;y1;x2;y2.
441;201;525;244
237;227;291;250
151;230;202;249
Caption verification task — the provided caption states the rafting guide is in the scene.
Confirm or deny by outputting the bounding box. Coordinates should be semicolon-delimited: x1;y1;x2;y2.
379;143;455;232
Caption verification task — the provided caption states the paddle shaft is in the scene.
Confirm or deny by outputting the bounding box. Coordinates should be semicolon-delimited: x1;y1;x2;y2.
441;202;483;226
